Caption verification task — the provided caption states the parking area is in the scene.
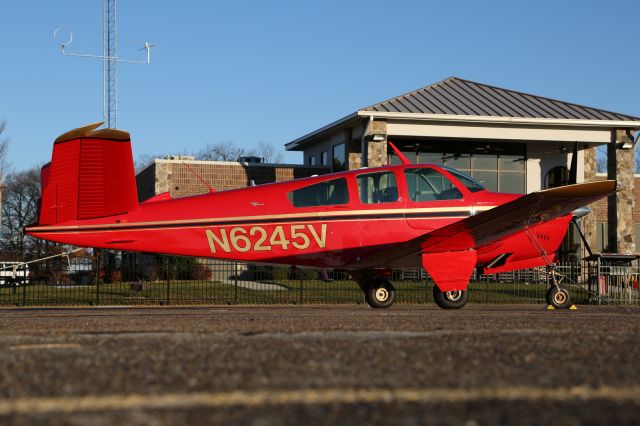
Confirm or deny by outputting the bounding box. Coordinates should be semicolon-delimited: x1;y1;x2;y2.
1;305;639;425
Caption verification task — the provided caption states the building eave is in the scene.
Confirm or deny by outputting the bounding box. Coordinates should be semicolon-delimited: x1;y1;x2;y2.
285;113;360;151
357;110;640;129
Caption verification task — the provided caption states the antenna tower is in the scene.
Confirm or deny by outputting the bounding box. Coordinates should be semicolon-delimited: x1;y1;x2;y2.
104;0;118;128
54;0;153;129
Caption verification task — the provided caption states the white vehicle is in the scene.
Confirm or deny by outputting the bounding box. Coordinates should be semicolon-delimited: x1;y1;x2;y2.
0;262;30;287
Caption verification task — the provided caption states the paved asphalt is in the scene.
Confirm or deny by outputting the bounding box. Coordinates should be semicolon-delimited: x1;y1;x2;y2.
0;304;639;425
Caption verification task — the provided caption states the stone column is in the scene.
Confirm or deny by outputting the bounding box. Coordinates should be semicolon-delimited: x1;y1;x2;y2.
346;128;361;170
365;120;388;167
348;152;361;170
582;147;598;251
155;161;172;196
607;129;636;254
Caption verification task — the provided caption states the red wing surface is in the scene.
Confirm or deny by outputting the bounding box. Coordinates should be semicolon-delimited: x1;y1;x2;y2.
372;180;616;266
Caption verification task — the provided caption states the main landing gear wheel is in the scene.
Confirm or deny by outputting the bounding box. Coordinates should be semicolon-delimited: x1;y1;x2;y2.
364;280;396;309
546;286;572;309
433;286;469;309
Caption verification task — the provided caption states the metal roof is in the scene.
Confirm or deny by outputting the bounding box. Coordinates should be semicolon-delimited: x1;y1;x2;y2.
364;77;640;121
285;77;640;151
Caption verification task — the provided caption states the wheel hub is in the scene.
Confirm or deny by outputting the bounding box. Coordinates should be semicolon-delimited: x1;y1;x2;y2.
445;290;462;302
375;287;389;302
553;290;567;305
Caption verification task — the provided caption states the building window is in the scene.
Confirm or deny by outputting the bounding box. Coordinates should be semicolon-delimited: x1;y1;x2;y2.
321;151;328;166
332;143;346;172
387;141;526;193
356;171;398;204
309;156;318;166
287;178;349;207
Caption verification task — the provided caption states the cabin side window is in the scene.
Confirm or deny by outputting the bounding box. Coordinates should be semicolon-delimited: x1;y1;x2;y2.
356;171;399;204
287;178;349;208
404;168;462;201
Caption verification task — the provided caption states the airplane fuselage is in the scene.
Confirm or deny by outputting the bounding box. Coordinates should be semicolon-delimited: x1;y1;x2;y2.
27;163;570;272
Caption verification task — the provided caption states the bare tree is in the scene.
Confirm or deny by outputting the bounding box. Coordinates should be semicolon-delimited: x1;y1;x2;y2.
0;121;11;231
247;141;284;164
1;167;40;259
135;153;165;174
596;145;607;174
196;142;245;161
0;121;9;179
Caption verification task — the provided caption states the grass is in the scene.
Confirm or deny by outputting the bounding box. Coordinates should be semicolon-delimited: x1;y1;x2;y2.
0;278;598;306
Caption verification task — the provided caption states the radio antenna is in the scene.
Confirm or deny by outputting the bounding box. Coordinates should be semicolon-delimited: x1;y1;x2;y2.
53;0;153;128
181;161;215;193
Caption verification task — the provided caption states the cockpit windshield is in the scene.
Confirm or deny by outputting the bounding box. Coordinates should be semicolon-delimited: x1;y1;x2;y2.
441;166;486;193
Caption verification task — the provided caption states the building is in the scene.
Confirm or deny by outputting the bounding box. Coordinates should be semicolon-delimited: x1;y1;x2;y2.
285;77;640;255
136;157;328;202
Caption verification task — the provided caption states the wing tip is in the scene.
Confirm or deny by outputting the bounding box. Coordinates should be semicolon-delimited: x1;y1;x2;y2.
544;180;616;197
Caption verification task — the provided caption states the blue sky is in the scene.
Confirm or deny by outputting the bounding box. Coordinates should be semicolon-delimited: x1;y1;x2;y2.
1;0;638;171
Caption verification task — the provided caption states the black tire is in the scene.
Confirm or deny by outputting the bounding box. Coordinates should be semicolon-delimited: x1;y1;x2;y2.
433;286;469;309
364;280;396;308
546;286;571;309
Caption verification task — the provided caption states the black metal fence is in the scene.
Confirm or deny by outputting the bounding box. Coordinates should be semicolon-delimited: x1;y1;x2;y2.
0;252;638;306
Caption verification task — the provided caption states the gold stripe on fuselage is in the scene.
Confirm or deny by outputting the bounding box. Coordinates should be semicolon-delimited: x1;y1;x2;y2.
27;206;497;233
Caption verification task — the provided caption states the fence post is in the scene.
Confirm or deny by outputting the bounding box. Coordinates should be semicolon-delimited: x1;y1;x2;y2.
21;281;26;306
95;252;101;305
485;277;489;304
234;262;238;304
165;257;170;305
597;256;602;306
299;277;304;304
424;274;429;304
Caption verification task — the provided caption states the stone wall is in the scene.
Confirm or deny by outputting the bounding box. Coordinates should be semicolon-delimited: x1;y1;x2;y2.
136;160;329;202
606;130;636;254
365;121;388;167
582;147;598;250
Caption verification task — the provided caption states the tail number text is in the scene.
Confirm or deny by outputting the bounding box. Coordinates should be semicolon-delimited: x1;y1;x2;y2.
206;224;327;254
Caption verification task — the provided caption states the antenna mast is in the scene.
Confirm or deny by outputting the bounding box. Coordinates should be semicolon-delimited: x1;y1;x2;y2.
104;0;118;128
54;0;153;129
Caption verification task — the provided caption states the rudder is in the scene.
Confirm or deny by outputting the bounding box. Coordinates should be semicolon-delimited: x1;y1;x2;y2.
39;122;139;225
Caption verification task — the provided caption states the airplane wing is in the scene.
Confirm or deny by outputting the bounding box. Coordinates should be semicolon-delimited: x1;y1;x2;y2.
365;180;616;290
419;180;616;253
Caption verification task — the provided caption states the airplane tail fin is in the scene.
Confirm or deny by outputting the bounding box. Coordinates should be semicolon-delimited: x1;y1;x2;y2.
38;122;139;226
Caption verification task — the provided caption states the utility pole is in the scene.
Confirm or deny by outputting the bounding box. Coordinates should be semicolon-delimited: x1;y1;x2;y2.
54;0;153;128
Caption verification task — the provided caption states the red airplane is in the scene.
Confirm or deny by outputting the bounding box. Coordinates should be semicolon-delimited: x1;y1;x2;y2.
26;123;616;310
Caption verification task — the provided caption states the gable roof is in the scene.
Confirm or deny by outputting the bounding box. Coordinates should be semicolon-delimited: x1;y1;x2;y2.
286;77;640;151
363;77;639;121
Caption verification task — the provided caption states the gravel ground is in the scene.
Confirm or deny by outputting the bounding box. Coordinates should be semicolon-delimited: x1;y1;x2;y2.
0;304;639;425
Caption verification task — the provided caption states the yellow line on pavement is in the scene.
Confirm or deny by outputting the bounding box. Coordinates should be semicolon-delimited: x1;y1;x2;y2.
0;386;639;415
9;343;81;351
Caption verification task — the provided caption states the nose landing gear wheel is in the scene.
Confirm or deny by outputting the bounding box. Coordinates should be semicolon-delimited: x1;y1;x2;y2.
433;286;469;309
364;280;396;308
546;286;571;309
